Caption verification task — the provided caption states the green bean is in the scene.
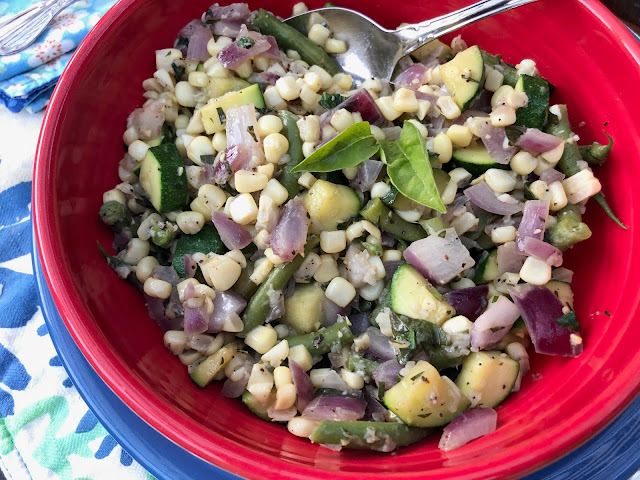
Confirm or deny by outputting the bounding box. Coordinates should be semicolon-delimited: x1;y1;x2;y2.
150;224;176;248
556;204;582;222
579;132;613;165
480;51;519;87
239;236;319;337
361;241;382;257
286;318;353;355
309;421;430;451
347;355;380;379
99;201;131;232
547;106;626;229
278;110;304;199
419;216;446;236
360;199;426;242
547;216;592;251
233;262;259;301
427;347;463;371
253;9;341;75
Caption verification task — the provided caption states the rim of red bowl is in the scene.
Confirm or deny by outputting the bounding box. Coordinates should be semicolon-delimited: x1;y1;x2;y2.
33;0;640;478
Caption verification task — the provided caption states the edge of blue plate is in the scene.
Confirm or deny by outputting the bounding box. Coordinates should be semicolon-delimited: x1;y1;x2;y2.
32;233;640;480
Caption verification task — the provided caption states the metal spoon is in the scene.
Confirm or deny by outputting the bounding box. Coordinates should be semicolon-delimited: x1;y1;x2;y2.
0;0;79;56
285;0;537;84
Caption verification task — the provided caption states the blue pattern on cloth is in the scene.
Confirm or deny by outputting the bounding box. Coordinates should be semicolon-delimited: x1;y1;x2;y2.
0;0;115;113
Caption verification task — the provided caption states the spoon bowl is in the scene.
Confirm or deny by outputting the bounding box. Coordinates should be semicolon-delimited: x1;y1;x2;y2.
285;0;537;84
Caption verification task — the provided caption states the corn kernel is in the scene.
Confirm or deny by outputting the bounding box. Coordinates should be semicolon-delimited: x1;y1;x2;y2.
298;172;317;189
325;38;347;54
289;344;313;371
245;325;278;354
234;170;269;193
320;230;347;253
330;108;354;132
437;96;462;120
484;68;504;92
519;256;552;285
257;115;283;137
264;133;290;164
433;132;453;163
375;96;402;121
200;254;242;291
491;225;517;244
490;104;517;127
485;168;516;193
510;151;538;175
325;277;356;307
308;23;331;46
276;76;302;101
313;254;340;283
393;88;419;113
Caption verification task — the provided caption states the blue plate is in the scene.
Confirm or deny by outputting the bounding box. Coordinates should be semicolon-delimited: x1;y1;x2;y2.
33;237;640;480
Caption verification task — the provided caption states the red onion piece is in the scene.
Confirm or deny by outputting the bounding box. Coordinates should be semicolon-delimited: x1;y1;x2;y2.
268;405;298;422
516;199;549;252
438;408;498;451
394;63;429;90
176;20;203;55
443;286;489;321
383;260;403;282
225;104;263;163
213;144;252;185
290;360;314;411
268;197;309;262
414;90;439;104
464;182;522;216
522;237;563;266
256;71;280;85
184;254;198;278
221;358;253;398
186;25;213;61
479;122;517;164
328;88;385;126
363;386;388;422
471;296;520;350
403;228;475;285
182;282;196;301
372;359;402;390
204;3;251;37
516;128;564;154
127;100;165;140
366;327;396;361
348;312;370;336
510;284;582;357
218;36;271;69
302;395;366;421
552;267;574;283
539;168;565;184
184;307;209;335
350;160;383;192
151;266;180;285
113;229;132;251
497;241;527;276
322;297;351;326
211;211;252;250
144;293;181;332
208;290;247;333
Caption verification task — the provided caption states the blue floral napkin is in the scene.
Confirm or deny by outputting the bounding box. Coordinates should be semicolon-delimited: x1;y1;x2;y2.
0;0;115;113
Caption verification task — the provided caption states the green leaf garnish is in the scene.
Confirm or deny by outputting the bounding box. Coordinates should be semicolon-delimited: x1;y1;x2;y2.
291;122;379;173
319;92;347;109
379;121;446;213
237;36;255;49
555;311;581;331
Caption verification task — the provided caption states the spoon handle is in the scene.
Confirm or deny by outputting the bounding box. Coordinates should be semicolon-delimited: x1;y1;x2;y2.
394;0;538;56
0;0;79;56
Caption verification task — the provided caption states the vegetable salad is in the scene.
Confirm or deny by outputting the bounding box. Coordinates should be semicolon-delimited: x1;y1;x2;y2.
98;2;621;452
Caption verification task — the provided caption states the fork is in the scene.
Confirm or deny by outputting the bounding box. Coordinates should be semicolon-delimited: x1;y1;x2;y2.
0;0;79;56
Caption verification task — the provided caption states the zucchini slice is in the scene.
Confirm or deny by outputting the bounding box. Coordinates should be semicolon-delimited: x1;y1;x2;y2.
452;144;510;176
455;351;520;408
139;143;187;213
440;45;485;110
515;74;551;129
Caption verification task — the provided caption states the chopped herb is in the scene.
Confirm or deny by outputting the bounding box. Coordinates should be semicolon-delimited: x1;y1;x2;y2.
417;413;432;418
361;241;382;256
410;371;425;381
319;92;347;109
555;311;581;331
605;310;611;317
438;230;446;238
490;326;505;333
175;36;189;48
237;36;256;49
200;154;215;164
247;125;257;142
217;107;226;123
171;61;185;80
97;241;126;268
390;312;450;365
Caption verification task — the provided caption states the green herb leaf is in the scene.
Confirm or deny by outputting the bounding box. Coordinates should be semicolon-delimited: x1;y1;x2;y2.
361;241;382;256
200;154;215;164
171;61;185;80
97;241;126;268
175;36;189;48
319;92;346;109
555;311;581;331
291;122;379;173
390;312;450;365
379;121;446;213
237;36;255;49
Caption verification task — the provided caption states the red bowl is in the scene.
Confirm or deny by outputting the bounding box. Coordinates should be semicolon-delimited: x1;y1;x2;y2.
33;0;640;478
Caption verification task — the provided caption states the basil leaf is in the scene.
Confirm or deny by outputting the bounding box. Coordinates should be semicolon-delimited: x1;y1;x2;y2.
319;92;346;109
379;121;446;213
291;122;379;173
